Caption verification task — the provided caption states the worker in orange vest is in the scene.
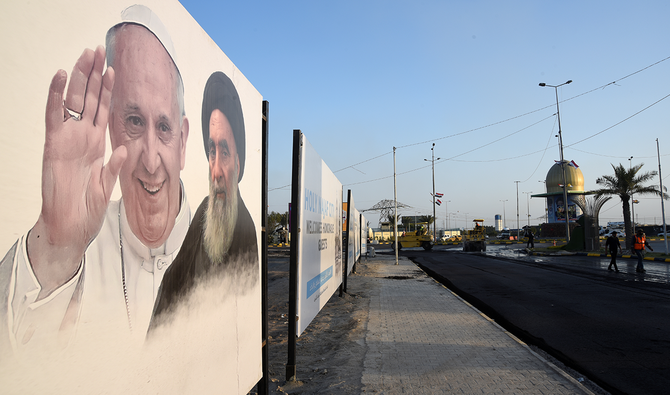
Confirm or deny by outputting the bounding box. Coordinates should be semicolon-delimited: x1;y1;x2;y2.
632;229;653;273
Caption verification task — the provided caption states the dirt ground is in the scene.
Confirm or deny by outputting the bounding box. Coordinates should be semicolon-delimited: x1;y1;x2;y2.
250;251;379;394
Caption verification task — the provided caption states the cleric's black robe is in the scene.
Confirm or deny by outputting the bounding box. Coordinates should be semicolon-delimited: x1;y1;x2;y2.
147;193;258;334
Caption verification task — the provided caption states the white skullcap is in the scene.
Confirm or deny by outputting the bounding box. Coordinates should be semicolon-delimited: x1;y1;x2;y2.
109;4;180;76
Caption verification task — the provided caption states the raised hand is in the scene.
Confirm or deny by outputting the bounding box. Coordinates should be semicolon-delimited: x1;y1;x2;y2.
28;46;127;298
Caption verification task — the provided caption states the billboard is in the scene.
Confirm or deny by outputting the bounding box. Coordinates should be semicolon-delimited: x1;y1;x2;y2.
0;1;262;393
346;195;359;275
361;214;368;257
546;195;580;223
294;133;343;336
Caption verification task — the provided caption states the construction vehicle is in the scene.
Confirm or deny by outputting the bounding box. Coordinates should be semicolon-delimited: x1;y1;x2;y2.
464;219;487;252
391;223;433;251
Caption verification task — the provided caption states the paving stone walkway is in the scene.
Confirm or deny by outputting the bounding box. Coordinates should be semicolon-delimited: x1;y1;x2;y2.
360;255;593;394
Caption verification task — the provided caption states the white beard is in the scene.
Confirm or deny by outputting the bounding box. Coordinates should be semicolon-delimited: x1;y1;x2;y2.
204;166;239;265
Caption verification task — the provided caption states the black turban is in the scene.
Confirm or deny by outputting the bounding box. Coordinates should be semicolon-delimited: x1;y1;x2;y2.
201;71;245;181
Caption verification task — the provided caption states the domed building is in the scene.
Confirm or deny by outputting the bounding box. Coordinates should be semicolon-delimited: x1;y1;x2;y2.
532;160;588;224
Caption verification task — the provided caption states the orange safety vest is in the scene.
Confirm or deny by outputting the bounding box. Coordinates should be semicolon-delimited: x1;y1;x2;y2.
633;235;646;250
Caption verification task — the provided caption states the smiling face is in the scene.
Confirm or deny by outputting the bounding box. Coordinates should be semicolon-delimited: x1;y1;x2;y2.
109;25;189;248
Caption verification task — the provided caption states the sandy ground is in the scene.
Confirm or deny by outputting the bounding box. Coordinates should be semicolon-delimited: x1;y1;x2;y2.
251;251;379;394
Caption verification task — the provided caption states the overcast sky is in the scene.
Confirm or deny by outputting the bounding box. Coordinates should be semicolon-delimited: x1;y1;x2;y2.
180;0;670;229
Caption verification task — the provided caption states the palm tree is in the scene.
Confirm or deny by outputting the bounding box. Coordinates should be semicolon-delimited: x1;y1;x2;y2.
386;213;401;235
593;163;668;249
417;215;434;225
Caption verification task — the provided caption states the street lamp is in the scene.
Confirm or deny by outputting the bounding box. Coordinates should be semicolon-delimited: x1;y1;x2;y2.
515;181;520;240
523;191;533;227
445;200;451;230
540;79;572;242
629;156;635;234
500;199;508;229
538;180;547;224
424;143;440;243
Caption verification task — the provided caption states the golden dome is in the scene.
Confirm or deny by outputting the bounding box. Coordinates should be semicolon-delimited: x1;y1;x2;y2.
545;161;584;194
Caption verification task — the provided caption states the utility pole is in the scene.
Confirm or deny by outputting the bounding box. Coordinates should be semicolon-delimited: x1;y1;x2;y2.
424;143;440;244
540;80;572;242
515;181;520;240
393;147;398;265
500;200;508;229
657;139;668;254
523;191;533;228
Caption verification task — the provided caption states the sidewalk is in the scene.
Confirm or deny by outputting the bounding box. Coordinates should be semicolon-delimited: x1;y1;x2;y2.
359;254;593;394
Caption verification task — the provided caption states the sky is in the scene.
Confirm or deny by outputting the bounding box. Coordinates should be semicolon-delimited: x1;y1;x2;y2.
179;0;670;230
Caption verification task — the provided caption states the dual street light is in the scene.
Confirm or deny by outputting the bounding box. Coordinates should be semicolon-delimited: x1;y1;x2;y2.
540;80;572;242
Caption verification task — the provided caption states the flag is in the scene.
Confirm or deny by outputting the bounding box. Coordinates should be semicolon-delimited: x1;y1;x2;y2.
436;199;442;206
569;160;579;168
435;192;444;198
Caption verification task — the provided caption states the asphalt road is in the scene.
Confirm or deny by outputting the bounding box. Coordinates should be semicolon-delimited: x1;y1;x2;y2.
387;244;670;395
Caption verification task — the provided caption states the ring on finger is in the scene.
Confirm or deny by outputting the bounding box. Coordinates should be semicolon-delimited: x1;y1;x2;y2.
63;102;82;121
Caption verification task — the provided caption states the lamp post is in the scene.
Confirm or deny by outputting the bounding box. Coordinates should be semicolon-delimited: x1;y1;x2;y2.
538;180;547;224
424;143;440;243
500;199;508;229
515;181;520;240
445;200;451;230
629;156;635;234
657;138;668;254
540;79;572;242
523;191;533;227
393;147;398;264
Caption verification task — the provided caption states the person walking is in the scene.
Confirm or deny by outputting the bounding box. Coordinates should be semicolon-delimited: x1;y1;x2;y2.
526;229;535;249
632;229;653;273
605;231;622;272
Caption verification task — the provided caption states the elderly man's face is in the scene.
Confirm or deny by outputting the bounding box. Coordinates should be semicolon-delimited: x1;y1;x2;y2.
109;25;189;248
204;109;239;262
208;109;239;204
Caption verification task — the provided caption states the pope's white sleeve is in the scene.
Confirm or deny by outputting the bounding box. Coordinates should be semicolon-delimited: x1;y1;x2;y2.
5;233;82;353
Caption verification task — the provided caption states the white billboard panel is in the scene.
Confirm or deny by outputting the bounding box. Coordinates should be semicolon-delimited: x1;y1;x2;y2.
346;195;358;274
296;135;343;336
361;214;368;256
354;208;362;262
0;1;262;393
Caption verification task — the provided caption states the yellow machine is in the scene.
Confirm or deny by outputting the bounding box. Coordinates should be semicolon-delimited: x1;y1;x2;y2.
467;219;486;240
392;223;433;251
464;219;487;251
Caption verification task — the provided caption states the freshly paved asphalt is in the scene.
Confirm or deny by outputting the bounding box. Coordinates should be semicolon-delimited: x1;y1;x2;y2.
390;243;670;395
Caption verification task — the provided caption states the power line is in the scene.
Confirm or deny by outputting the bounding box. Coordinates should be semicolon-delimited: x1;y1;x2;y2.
565;92;670;147
272;55;670;191
344;114;555;186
